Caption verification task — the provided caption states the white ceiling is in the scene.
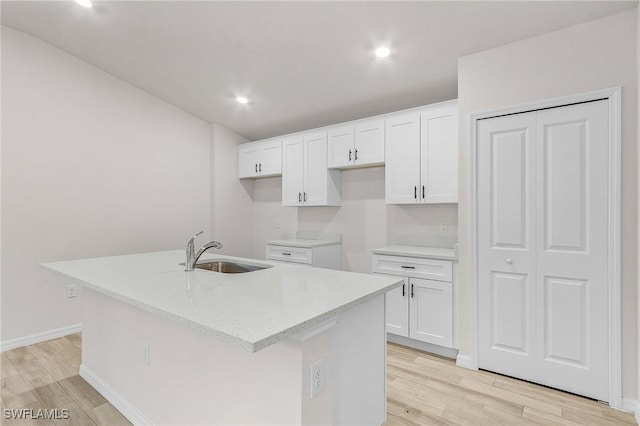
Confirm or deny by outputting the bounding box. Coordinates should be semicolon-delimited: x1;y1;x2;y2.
2;1;636;140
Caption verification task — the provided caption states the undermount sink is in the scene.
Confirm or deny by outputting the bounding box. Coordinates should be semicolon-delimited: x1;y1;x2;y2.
191;260;272;274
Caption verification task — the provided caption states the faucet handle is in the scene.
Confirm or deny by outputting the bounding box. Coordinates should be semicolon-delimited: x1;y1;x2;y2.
188;230;204;244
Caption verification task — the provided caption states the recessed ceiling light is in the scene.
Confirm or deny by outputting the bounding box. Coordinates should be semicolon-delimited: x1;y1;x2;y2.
375;46;391;58
75;0;93;8
236;96;249;104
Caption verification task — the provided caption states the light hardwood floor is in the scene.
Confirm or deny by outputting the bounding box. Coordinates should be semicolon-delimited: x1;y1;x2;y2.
1;334;636;425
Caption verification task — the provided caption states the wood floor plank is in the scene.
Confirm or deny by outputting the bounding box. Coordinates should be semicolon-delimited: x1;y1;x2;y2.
602;405;638;425
32;382;74;408
54;401;97;426
2;353;19;378
1;375;39;409
459;376;563;417
413;355;497;385
58;376;107;413
491;377;605;418
522;406;584;426
90;402;132;426
29;343;78;382
562;406;622;426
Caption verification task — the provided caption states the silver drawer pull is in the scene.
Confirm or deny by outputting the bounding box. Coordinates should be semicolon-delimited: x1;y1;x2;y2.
282;253;292;256
401;265;415;269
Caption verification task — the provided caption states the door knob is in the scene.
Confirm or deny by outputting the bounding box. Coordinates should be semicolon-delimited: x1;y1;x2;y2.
505;258;513;264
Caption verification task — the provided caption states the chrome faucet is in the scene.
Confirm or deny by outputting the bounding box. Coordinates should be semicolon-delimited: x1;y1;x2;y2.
185;231;223;271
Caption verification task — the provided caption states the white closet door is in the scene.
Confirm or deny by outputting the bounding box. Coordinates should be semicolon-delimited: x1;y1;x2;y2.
478;112;538;381
534;100;609;400
477;100;610;401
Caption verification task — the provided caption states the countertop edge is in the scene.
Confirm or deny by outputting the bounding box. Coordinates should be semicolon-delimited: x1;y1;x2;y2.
250;277;404;352
371;248;458;261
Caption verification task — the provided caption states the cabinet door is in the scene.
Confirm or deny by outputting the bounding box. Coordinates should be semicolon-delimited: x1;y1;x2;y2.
354;118;385;167
238;143;259;178
282;137;304;206
409;278;453;347
385;112;420;204
420;102;458;203
327;126;354;169
259;140;282;177
304;131;329;206
385;277;409;337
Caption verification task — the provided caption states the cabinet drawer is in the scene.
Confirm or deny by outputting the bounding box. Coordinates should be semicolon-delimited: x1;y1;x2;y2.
372;254;452;282
266;245;312;265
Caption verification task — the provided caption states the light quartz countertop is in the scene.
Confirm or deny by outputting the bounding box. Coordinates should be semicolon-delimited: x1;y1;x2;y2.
266;239;341;248
43;250;401;353
371;245;458;261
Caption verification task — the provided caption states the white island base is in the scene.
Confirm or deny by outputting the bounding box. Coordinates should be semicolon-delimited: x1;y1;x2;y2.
80;288;387;425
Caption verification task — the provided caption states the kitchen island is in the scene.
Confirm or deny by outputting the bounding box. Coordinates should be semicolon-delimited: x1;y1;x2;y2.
43;250;402;425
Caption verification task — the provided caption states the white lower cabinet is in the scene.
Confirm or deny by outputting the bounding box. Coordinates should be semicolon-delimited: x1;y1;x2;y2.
266;241;342;270
373;253;454;348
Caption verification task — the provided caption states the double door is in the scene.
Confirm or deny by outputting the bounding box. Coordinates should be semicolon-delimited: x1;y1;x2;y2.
385;101;458;204
477;100;610;401
327;119;385;169
282;132;341;206
385;277;453;348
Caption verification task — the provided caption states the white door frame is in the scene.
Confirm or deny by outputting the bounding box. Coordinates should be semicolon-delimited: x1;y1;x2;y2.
468;87;622;407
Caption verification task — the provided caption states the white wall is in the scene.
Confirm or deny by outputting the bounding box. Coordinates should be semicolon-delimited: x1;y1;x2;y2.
457;10;638;398
1;27;212;342
210;123;253;258
250;166;458;273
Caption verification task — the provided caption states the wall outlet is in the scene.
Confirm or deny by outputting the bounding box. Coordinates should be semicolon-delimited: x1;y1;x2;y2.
142;342;150;366
310;358;325;399
440;221;448;234
66;284;77;298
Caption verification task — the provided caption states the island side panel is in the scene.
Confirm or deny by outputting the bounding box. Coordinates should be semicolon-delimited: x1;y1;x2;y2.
81;288;304;425
329;294;386;426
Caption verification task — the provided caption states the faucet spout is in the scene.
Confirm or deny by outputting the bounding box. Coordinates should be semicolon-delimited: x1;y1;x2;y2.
185;231;223;271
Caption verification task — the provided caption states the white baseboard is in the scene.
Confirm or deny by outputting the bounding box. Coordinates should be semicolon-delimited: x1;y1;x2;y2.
1;323;82;352
80;364;153;426
387;333;458;359
456;354;476;370
621;398;640;422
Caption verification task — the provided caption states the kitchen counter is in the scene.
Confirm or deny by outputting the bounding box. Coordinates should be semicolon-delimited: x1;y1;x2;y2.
371;244;458;261
43;250;401;352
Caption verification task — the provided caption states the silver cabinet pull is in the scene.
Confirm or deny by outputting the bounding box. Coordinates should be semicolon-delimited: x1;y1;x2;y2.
414;186;417;199
282;253;291;256
411;284;415;298
259;163;262;172
255;164;258;173
298;192;302;202
401;265;415;270
505;258;513;264
354;149;358;161
402;283;405;297
422;185;425;199
303;192;307;202
349;149;352;161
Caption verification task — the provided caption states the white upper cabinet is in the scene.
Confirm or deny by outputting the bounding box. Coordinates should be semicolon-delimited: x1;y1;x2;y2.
327;125;354;168
282;131;341;207
385;112;422;204
385;100;458;204
421;103;458;203
238;139;282;179
327;118;385;169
